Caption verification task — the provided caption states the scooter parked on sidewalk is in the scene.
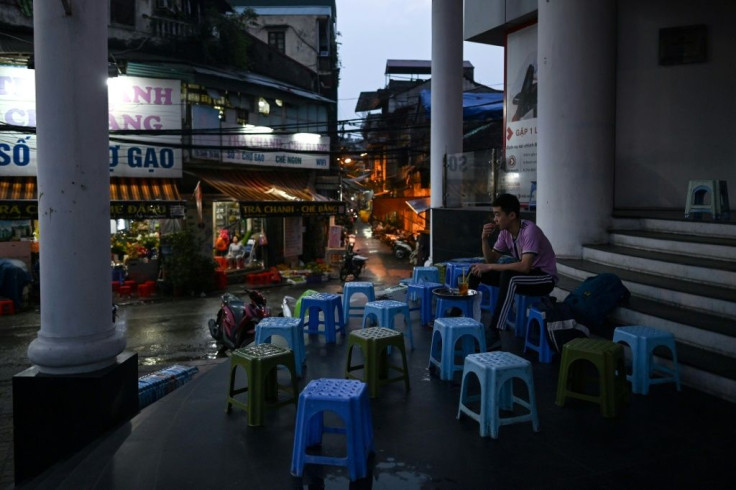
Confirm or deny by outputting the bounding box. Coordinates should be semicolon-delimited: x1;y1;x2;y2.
207;288;271;350
339;234;368;281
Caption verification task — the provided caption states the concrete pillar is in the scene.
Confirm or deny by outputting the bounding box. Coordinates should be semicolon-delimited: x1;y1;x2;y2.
28;0;125;373
430;0;463;260
536;0;616;257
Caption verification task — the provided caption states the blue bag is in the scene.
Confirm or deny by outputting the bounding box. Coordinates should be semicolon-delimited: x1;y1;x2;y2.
563;273;630;329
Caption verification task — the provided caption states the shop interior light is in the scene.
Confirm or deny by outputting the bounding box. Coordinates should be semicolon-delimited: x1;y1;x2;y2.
274;98;283;107
293;132;321;143
243;124;274;133
257;97;270;115
265;187;297;200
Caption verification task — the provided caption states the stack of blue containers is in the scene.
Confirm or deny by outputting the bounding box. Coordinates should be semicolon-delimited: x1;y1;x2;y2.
138;365;199;410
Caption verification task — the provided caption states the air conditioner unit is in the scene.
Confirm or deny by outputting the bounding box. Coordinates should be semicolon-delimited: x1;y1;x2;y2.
319;51;329;57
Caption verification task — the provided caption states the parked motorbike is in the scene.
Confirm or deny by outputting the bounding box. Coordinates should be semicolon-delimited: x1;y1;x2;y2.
208;289;271;350
339;235;368;281
393;233;417;260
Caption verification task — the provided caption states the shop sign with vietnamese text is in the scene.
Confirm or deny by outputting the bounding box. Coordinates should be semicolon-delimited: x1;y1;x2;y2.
240;201;346;217
0;67;182;178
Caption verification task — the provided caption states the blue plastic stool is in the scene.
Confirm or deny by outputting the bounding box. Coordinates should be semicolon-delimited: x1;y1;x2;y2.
407;281;443;326
444;263;472;289
255;317;307;377
435;293;475;319
613;326;681;395
290;378;374;481
342;282;376;325
523;306;554;363
477;284;498;314
412;266;440;284
299;293;345;344
429;317;486;381
361;300;413;349
457;351;540;439
504;294;545;338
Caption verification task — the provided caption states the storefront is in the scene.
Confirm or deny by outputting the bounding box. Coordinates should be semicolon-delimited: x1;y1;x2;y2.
192;168;345;268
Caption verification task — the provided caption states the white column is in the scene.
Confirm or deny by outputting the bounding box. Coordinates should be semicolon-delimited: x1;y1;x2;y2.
536;0;616;257
28;0;125;374
430;0;463;259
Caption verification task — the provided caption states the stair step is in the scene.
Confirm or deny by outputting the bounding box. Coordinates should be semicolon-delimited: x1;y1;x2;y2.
609;229;736;261
582;244;736;289
611;214;736;239
557;259;736;319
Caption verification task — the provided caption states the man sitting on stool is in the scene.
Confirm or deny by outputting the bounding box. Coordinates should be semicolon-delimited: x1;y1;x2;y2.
469;193;557;351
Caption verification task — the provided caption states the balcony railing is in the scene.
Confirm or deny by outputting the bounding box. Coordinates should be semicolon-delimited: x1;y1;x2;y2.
149;15;195;39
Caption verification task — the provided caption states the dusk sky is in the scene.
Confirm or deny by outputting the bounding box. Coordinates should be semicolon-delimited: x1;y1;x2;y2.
334;0;505;126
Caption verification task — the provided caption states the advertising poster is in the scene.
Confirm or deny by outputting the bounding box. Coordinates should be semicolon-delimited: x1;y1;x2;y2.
504;24;538;205
0;67;182;178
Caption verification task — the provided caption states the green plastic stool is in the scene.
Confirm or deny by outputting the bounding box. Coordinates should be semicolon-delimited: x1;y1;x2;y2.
293;289;319;318
555;338;629;418
226;343;299;426
345;327;410;398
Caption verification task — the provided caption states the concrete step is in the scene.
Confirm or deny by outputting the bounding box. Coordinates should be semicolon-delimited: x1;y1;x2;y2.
611;215;736;239
608;229;736;262
557;258;736;320
580;244;736;290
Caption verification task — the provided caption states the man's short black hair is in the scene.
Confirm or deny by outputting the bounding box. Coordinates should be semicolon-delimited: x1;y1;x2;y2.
491;193;521;217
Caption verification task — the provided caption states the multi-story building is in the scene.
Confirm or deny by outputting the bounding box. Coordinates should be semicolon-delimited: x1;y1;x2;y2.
0;0;344;272
356;59;503;234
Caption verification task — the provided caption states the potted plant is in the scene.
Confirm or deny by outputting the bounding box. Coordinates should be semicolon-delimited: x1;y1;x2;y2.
161;225;216;295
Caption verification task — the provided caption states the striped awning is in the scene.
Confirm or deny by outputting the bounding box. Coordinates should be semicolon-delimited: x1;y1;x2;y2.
192;169;322;202
0;177;185;219
191;169;346;217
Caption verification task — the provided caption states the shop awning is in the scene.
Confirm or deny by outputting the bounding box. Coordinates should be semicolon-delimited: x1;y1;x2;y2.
192;169;347;217
406;197;431;214
110;178;186;219
0;177;186;219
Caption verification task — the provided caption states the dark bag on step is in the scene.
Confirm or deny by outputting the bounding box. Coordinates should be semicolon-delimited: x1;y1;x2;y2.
563;273;630;329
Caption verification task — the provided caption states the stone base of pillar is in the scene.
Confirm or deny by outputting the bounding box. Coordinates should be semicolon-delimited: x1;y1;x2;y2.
12;352;138;484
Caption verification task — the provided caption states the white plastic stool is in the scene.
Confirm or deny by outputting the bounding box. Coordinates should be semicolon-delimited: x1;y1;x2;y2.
457;351;540;439
684;179;730;220
429;317;486;381
342;282;376;325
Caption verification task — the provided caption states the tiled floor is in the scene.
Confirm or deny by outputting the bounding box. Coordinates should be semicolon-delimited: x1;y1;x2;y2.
24;310;736;490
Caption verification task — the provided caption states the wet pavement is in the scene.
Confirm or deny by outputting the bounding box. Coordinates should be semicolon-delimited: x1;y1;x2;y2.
4;225;736;488
0;223;411;488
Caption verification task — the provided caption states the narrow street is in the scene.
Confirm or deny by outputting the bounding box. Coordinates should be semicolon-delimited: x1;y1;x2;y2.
0;222;412;487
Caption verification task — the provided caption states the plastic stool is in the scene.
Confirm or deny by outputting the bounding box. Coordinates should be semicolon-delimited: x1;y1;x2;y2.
256;317;307;377
477;284;498;314
412;266;440;284
429;317;486;381
407;281;443;326
504;294;545;338
435;293;475;319
225;343;298;426
361;300;413;349
342;282;376;325
299;293;345;343
555;338;629;418
291;378;374;481
137;283;152;298
214;256;228;270
523;306;554;363
0;299;15;315
111;282;120;293
123;280;137;292
444;263;472;289
613;325;681;395
684;179;730;220
457;351;540;438
346;327;410;398
118;285;132;297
